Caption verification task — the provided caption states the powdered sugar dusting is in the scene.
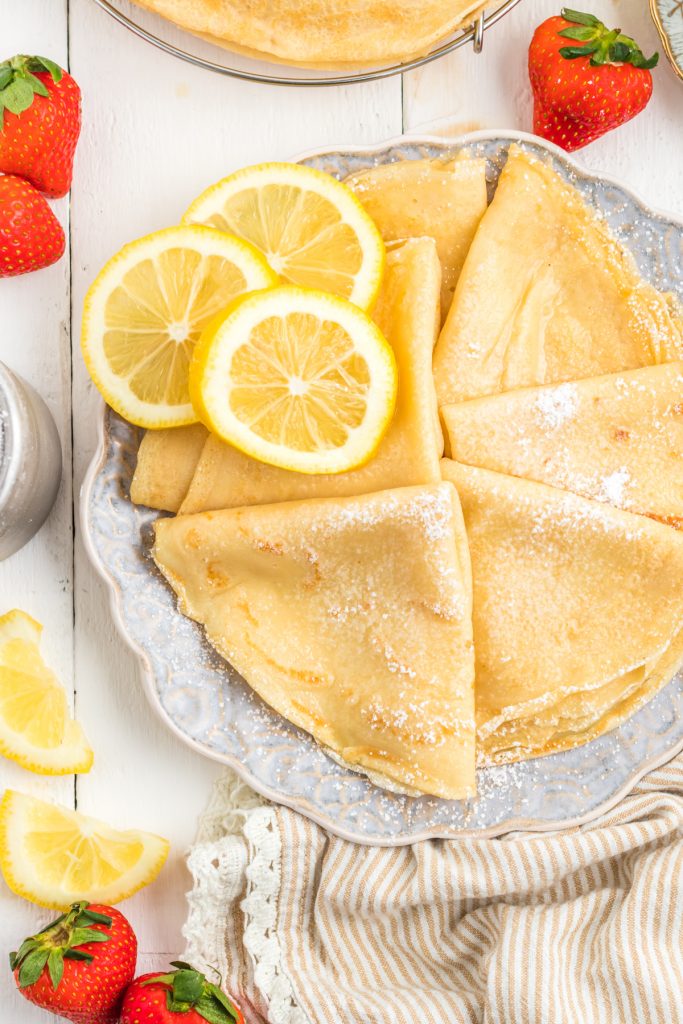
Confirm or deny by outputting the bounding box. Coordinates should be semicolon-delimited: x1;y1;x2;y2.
599;467;632;506
534;382;578;428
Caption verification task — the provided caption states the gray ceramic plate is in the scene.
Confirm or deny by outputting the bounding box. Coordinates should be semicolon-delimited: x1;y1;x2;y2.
651;0;683;82
81;130;683;845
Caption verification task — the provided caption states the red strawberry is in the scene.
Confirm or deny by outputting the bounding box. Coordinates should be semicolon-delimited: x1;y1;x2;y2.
529;8;659;152
11;901;137;1024
0;175;65;277
0;54;81;197
120;962;244;1024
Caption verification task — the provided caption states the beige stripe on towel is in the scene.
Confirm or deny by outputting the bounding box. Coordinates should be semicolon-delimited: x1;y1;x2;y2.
183;757;683;1024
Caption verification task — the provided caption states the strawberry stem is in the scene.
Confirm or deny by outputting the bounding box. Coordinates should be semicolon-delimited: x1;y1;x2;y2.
11;902;112;991
0;54;63;131
142;964;242;1023
558;8;658;69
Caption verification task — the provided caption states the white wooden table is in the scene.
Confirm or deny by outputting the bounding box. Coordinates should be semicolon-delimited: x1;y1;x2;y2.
1;1;680;1019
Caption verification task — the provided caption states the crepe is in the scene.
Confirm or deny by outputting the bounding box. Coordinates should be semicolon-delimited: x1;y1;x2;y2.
441;461;683;764
153;483;476;799
180;237;443;514
345;157;488;319
130;423;208;513
434;146;683;406
442;362;683;528
132;0;490;67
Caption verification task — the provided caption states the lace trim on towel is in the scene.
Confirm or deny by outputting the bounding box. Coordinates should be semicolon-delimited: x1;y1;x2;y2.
182;770;307;1024
242;808;308;1024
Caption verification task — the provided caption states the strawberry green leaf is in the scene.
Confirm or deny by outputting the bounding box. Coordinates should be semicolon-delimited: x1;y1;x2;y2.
1;78;35;115
24;71;49;97
18;949;50;989
9;952;17;971
561;9;600;27
559;44;598;59
558;25;597;41
0;66;12;90
195;995;239;1024
64;949;94;962
78;908;113;926
26;56;63;82
609;41;631;62
12;938;38;967
70;928;110;947
142;973;176;988
172;969;205;1005
47;950;64;991
631;51;659;70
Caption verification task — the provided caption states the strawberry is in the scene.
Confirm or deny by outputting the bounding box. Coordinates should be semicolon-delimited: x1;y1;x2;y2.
10;901;137;1023
0;54;81;197
120;962;244;1024
528;8;659;152
0;175;65;277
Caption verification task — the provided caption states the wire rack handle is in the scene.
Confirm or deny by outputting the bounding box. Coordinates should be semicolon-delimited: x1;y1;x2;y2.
473;12;486;53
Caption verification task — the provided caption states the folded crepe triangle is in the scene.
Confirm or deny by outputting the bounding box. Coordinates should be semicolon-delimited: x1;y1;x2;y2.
442;362;683;528
180;236;443;514
434;145;683;405
345;157;488;319
441;461;683;764
153;483;476;799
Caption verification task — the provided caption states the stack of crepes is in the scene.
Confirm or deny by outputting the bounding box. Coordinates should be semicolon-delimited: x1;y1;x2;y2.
131;0;491;67
136;145;683;802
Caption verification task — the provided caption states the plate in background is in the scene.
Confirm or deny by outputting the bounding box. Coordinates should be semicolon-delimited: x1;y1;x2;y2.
93;0;524;86
82;130;683;845
651;0;683;81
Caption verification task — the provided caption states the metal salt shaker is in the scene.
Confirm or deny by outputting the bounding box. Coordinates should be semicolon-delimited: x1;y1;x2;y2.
0;361;62;560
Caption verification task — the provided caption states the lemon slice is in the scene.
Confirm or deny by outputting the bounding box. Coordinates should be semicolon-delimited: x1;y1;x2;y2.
0;791;169;909
183;163;385;310
81;225;278;429
0;611;92;775
189;286;398;475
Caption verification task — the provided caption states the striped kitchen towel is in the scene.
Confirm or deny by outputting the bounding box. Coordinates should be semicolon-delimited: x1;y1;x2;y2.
182;756;683;1024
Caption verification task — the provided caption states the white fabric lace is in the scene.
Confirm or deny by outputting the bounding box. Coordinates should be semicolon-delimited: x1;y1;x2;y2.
182;771;308;1024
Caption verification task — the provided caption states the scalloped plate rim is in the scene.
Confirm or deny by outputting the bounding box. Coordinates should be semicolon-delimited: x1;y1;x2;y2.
80;128;683;845
651;0;683;82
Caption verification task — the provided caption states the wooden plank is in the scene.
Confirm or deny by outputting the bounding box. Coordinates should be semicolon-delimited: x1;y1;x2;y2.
68;0;402;966
0;8;71;1021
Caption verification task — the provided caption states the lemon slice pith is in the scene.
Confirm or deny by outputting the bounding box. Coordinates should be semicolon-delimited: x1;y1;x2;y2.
183;162;385;311
0;791;170;909
189;286;398;475
0;610;92;775
81;225;278;429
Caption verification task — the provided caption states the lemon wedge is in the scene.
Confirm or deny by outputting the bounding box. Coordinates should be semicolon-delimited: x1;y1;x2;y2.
0;791;170;909
189;286;397;475
183;163;385;310
0;611;92;775
81;225;277;429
